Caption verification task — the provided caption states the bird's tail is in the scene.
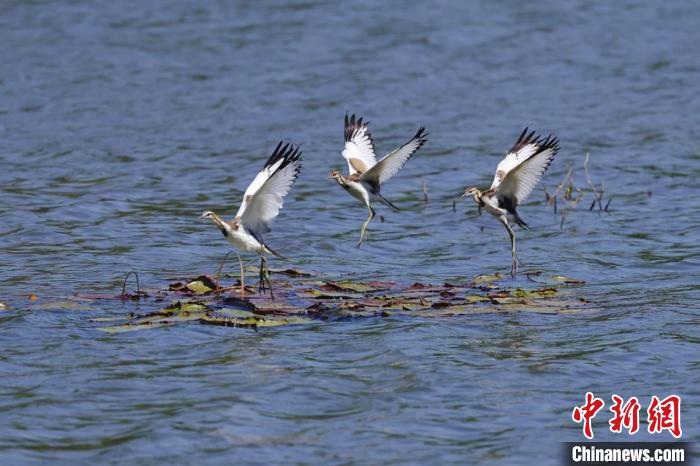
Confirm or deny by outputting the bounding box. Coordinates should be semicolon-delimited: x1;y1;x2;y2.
376;193;401;212
264;243;288;260
511;211;529;230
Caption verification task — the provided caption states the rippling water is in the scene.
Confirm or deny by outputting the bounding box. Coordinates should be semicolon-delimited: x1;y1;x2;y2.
1;0;699;464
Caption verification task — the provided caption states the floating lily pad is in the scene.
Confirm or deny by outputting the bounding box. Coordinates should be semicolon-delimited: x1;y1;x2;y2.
300;289;365;299
95;268;593;332
186;280;214;294
464;295;491;303
167;301;209;313
552;275;585;285
406;283;446;292
514;288;557;299
99;321;175;333
250;300;307;315
473;273;504;284
324;281;384;293
269;268;314;277
526;272;586;286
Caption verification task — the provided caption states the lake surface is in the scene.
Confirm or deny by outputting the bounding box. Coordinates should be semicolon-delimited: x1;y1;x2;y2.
1;0;698;464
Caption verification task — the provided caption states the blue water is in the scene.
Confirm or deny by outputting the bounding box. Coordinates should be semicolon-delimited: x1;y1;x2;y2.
1;1;698;464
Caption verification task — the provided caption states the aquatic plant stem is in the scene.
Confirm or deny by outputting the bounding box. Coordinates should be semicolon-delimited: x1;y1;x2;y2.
215;252;232;299
121;271;140;299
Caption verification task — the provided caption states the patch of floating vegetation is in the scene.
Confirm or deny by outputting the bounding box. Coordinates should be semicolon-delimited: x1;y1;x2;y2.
75;269;596;333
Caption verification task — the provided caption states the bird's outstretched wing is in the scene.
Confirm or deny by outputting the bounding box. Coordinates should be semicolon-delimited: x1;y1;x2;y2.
360;127;428;191
491;128;550;190
496;132;559;206
342;113;377;175
236;142;302;239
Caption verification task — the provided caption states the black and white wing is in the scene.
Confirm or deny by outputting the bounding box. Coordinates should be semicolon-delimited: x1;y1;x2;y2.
236;142;302;239
496;132;559;206
359;127;428;191
491;128;549;190
342;113;377;175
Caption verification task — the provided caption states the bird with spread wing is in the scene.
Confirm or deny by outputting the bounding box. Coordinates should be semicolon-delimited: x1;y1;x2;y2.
201;141;302;297
329;113;428;247
463;128;559;278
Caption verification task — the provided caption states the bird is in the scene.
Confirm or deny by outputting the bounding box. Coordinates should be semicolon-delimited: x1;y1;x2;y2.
329;113;428;247
201;141;302;298
462;128;559;278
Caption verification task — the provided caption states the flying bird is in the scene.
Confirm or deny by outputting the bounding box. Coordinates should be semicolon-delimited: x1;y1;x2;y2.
463;128;559;278
201;141;302;297
329;113;428;247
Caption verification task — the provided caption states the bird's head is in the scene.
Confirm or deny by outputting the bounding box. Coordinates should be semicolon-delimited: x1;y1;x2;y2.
462;187;482;204
328;169;342;181
201;210;226;227
200;210;233;237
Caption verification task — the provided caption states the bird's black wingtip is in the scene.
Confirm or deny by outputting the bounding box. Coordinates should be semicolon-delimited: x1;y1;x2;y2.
414;126;429;142
509;126;561;156
344;112;371;143
264;140;303;170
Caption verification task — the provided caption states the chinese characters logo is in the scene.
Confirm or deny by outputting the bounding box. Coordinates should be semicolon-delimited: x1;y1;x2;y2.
571;393;681;439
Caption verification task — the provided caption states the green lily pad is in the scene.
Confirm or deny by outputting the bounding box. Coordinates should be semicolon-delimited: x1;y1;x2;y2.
99;321;174;333
268;268;314;277
552;275;585;285
166;301;209;313
473;273;504;284
464;295;491;303
324;281;381;293
217;308;259;318
186;280;214;295
251;300;307;315
301;289;365;299
513;288;557;299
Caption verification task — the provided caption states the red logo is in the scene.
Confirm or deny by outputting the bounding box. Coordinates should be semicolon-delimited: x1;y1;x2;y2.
572;392;605;439
609;394;640;434
647;395;682;438
572;393;682;439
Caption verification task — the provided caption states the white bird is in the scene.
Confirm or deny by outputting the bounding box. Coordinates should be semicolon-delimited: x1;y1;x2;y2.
463;128;559;278
201;141;302;297
329;113;428;247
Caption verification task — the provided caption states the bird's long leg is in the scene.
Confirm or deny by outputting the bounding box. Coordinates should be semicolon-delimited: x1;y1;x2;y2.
499;216;519;279
236;252;245;299
257;255;274;299
357;204;376;248
264;259;275;299
258;256;266;295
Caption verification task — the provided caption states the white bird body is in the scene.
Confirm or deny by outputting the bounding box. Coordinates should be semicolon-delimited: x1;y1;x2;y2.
202;141;302;296
464;128;559;278
330;113;428;247
480;192;507;218
220;221;271;255
335;177;373;205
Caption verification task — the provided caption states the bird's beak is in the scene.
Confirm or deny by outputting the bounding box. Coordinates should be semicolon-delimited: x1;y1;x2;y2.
199;213;207;219
327;175;334;180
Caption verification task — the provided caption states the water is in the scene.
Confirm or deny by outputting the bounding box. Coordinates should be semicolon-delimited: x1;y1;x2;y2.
1;0;699;464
